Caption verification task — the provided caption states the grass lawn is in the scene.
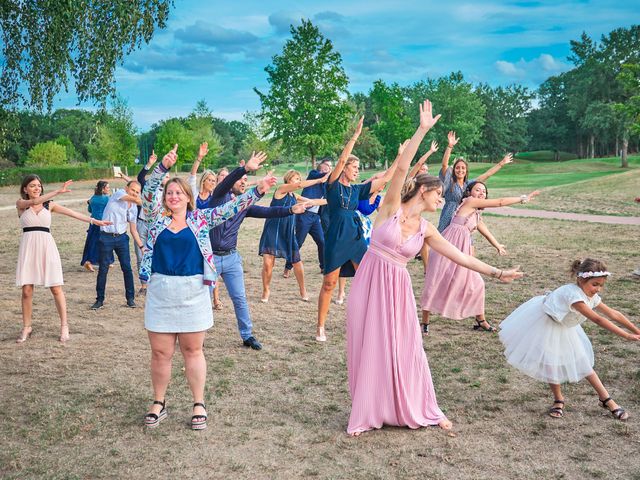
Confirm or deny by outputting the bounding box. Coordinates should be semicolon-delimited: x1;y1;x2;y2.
0;178;639;479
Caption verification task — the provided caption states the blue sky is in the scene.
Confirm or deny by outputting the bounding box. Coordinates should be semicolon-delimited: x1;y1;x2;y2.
52;0;640;131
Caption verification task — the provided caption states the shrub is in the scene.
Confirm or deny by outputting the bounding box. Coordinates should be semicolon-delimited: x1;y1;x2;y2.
26;141;67;166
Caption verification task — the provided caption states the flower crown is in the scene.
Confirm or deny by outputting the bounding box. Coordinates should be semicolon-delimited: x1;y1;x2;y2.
577;271;611;279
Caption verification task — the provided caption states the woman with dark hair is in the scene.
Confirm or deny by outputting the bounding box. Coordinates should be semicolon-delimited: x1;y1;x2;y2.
421;180;539;334
437;131;513;232
80;180;114;272
346;100;523;436
16;176;111;343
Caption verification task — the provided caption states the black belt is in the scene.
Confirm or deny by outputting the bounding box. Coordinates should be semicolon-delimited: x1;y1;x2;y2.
100;232;124;237
212;249;236;256
23;227;50;233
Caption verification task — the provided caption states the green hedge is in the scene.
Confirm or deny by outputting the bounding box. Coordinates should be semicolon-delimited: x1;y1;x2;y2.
0;165;114;186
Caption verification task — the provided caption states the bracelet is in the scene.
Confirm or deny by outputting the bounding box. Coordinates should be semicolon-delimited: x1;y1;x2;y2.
288;207;294;215
89;218;93;225
498;269;503;279
520;195;528;204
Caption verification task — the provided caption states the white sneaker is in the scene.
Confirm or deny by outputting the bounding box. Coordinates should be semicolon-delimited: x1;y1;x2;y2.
632;269;640;277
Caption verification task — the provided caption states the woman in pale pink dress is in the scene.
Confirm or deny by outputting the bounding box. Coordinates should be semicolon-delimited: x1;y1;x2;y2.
346;100;523;436
15;175;111;343
420;181;539;333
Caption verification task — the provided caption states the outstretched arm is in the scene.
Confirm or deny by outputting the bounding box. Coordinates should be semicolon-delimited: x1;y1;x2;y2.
329;117;364;184
425;223;522;282
49;202;112;227
440;131;458;176
369;139;409;193
463;190;540;210
16;180;72;211
476;153;513;183
277;172;329;194
476;220;506;255
191;142;209;176
378;100;441;220
408;141;438;179
575;302;640;340
594;303;640;335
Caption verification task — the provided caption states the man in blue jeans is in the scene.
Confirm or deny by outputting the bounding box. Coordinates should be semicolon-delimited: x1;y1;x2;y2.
208;152;306;350
284;158;332;277
91;181;144;310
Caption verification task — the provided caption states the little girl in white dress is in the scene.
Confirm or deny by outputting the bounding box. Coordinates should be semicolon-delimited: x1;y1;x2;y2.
499;258;640;420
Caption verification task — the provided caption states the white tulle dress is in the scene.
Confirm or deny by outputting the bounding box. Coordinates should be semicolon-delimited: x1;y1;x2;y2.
499;284;601;384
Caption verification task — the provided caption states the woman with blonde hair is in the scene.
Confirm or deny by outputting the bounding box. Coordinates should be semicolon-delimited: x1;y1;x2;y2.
141;145;276;430
258;169;326;302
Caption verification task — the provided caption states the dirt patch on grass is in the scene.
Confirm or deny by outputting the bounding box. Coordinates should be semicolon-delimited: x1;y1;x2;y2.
1;180;639;479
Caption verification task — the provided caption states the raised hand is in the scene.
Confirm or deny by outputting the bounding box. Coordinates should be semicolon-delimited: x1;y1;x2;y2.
245;151;268;172
239;159;245;167
419;100;441;131
257;170;277;194
198;142;209;160
57;180;73;194
162;144;179;170
499;153;513;166
353;116;364;139
320;172;331;183
397;139;410;156
429;140;439;153
147;150;158;167
499;266;523;283
447;131;459;148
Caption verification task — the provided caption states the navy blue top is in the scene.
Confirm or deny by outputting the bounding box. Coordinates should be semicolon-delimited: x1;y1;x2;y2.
151;228;204;276
301;170;326;199
195;193;212;210
357;195;381;216
207;166;289;251
88;195;109;220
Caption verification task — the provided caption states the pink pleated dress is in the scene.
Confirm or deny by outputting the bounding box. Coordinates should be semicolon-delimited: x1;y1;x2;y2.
346;208;447;434
420;199;484;319
16;206;64;287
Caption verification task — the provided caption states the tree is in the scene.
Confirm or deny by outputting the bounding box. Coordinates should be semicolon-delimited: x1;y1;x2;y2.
369;80;414;161
88;97;138;165
255;20;352;168
239;113;284;166
26;141;67;166
614;63;640;168
0;0;172;110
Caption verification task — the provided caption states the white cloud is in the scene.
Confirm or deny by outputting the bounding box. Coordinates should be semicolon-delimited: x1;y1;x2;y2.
494;53;571;82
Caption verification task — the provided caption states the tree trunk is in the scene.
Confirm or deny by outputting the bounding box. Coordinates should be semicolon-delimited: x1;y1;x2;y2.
621;131;629;168
615;135;619;157
589;134;594;159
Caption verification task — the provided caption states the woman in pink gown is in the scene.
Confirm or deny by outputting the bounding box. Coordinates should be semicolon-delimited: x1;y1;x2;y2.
346;101;523;436
420;181;539;333
15;175;111;343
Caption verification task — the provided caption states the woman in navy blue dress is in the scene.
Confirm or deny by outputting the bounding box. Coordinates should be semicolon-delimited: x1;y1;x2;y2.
315;117;402;342
259;169;327;303
80;180;114;271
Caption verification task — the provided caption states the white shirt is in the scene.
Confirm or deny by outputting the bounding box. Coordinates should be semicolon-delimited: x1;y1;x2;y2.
100;189;137;234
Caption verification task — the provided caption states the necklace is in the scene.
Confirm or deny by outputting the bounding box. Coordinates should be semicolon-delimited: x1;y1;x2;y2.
339;183;353;209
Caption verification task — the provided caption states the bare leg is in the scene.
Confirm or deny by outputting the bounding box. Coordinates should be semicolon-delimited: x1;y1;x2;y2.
474;313;496;332
213;284;222;309
17;285;34;342
50;285;69;341
178;331;208;419
292;261;308;300
421;310;430;336
548;383;565;418
585;370;628;419
316;268;340;341
261;254;275;302
335;277;346;304
147;332;177;416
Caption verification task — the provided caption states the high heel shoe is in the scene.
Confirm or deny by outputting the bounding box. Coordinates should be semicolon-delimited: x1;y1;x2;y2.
191;402;207;430
144;400;167;428
16;326;33;343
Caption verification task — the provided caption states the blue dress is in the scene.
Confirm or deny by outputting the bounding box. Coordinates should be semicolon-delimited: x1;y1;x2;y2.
81;195;113;266
258;192;300;264
324;180;372;277
437;167;475;232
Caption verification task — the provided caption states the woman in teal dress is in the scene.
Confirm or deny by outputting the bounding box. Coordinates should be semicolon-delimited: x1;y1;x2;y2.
315;117;401;342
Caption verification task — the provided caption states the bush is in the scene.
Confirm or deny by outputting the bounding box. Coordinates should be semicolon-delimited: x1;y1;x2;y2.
26;141;67;166
0;165;113;186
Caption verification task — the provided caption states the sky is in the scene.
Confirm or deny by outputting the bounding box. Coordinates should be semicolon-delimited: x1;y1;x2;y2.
51;0;640;131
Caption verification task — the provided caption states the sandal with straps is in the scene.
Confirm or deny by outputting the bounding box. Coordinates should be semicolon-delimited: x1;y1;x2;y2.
144;400;167;428
548;399;565;418
421;323;430;336
473;318;497;332
600;397;629;421
191;402;207;430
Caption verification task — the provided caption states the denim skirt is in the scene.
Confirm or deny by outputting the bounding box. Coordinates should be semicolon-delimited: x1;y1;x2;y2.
144;273;213;333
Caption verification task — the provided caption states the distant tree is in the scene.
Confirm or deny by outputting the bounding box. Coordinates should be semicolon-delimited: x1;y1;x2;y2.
26;141;67;166
614;63;640;167
88;97;138;165
255;20;352;168
0;0;172;110
54;135;78;162
369;80;414;161
239;112;284;166
51;109;101;161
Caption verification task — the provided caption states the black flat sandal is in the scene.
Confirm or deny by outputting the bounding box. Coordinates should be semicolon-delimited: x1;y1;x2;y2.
600;397;629;421
145;400;167;428
473;319;497;332
191;402;208;430
421;323;430;336
548;399;565;418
